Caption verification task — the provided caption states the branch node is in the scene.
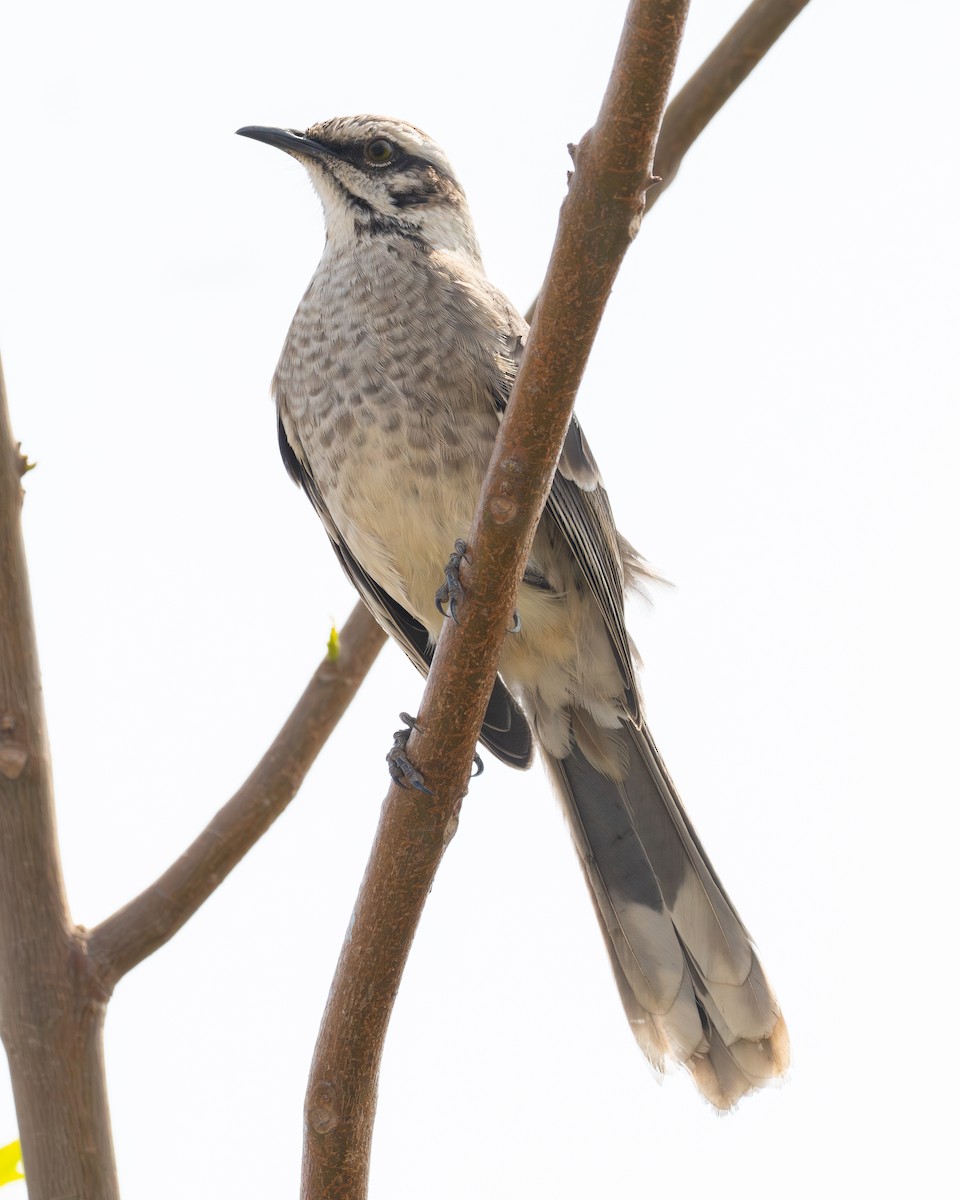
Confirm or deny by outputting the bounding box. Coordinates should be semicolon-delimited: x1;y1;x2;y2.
0;716;27;778
0;743;28;780
307;1084;341;1135
443;806;461;847
488;494;519;524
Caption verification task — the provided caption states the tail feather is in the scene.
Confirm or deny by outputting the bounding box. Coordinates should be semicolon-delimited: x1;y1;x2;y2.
542;712;788;1109
608;939;709;1069
686;1028;758;1110
687;1008;790;1109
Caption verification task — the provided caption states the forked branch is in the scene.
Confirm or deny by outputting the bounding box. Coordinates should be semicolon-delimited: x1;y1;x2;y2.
86;604;386;986
649;0;813;207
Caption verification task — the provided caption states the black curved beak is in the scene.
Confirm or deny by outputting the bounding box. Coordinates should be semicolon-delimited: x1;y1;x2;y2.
236;126;332;162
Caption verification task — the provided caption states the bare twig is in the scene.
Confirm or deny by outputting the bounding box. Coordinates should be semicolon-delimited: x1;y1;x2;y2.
0;351;120;1197
300;3;691;1197
87;602;386;986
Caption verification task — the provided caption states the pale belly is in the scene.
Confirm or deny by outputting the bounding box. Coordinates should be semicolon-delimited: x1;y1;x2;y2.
319;405;496;636
317;401;585;686
299;394;627;763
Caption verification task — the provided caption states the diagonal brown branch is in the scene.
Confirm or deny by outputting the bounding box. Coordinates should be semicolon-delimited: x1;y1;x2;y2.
86;602;386;986
299;3;691;1197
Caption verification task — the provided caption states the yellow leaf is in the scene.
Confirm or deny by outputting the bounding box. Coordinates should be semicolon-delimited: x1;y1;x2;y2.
327;624;340;661
0;1140;24;1186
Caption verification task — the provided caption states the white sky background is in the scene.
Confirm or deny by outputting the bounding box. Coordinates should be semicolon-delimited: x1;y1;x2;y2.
2;0;958;1195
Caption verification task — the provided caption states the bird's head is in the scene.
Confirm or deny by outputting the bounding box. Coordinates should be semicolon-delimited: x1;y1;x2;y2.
238;115;481;261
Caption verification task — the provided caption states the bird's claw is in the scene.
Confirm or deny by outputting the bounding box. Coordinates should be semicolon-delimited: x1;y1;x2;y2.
435;538;470;624
387;712;433;794
471;752;484;778
507;610;521;634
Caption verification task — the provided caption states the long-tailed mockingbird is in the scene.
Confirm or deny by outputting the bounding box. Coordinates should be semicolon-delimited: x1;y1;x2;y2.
238;115;788;1108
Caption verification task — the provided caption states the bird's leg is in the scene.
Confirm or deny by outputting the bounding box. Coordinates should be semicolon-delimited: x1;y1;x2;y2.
387;712;433;794
435;538;469;624
435;537;521;633
386;711;483;789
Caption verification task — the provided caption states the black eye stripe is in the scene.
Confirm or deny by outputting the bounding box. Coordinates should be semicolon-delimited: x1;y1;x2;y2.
391;189;430;208
338;142;451;179
321;140;461;210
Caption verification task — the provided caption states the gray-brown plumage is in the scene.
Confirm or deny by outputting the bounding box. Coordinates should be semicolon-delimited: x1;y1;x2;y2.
238;114;788;1108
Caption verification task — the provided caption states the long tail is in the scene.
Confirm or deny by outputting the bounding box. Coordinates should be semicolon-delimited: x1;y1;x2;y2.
541;717;789;1110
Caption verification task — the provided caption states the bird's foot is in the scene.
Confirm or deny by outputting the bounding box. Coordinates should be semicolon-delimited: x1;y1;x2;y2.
435;538;470;624
435;538;519;634
387;713;483;791
387;712;433;793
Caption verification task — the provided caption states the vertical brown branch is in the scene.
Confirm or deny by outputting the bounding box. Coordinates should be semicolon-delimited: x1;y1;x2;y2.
300;3;690;1197
0;353;120;1197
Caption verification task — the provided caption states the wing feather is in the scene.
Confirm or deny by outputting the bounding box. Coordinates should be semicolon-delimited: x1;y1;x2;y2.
491;324;644;725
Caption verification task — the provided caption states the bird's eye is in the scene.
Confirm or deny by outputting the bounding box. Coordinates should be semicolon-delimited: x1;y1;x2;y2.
364;138;396;165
